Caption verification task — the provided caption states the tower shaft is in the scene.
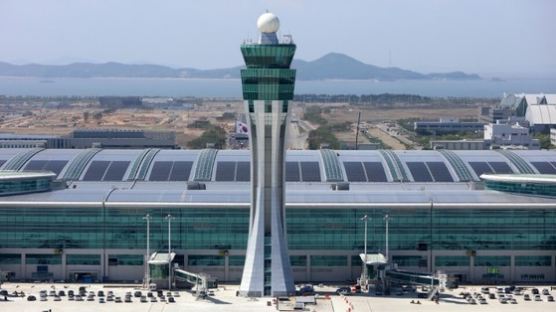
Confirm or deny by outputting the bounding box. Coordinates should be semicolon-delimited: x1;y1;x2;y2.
238;39;296;297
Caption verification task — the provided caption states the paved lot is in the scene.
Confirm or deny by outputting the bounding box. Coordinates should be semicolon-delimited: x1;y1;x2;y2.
1;283;556;312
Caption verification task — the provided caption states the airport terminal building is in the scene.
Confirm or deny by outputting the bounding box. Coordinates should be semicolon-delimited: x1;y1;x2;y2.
0;147;555;285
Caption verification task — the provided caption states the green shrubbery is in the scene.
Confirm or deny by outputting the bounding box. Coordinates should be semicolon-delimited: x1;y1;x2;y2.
188;125;227;149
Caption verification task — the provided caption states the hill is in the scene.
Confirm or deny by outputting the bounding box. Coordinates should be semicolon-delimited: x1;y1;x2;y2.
0;53;480;81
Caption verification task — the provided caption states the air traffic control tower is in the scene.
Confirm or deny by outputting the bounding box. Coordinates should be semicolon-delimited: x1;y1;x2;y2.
238;12;296;297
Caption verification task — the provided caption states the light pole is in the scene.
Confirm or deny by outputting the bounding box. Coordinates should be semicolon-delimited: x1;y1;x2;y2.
360;215;369;287
143;214;151;287
384;214;390;262
166;214;175;290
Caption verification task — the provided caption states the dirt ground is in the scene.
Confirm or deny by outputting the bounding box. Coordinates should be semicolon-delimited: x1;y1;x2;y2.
0;100;480;149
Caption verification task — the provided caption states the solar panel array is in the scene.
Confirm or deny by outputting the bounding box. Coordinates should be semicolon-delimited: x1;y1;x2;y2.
286;161;321;182
23;160;68;176
426;162;453;182
285;162;300;182
215;161;250;182
468;161;514;177
406;161;454;182
82;160;130;181
343;161;388;182
149;161;193;181
530;161;556;174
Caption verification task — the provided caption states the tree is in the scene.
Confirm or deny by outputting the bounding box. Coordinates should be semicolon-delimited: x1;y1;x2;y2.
188;125;227;149
307;126;341;149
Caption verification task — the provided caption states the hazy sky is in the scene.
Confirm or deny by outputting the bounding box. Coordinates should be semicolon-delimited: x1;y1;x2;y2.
1;0;555;78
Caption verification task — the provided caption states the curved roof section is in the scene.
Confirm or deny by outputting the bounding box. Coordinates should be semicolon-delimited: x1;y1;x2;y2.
525;104;556;126
1;148;556;184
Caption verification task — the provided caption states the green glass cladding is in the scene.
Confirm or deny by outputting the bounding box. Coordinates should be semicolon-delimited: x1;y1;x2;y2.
240;44;296;100
0;206;555;252
286;208;556;251
485;180;556;197
0;207;248;250
241;44;296;68
0;178;50;196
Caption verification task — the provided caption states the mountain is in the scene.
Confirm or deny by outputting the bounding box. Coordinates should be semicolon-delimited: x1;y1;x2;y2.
0;53;480;81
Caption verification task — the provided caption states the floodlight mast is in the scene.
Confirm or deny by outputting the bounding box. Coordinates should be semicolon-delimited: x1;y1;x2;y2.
360;215;369;288
143;214;151;287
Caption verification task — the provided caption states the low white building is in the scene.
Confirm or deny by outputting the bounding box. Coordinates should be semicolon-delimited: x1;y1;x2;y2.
501;93;556;133
484;121;539;150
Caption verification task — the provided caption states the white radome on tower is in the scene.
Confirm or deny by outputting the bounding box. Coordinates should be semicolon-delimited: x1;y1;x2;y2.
257;12;280;33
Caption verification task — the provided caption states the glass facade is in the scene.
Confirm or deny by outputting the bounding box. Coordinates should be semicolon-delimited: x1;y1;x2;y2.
310;255;347;267
0;207;248;250
67;254;101;265
392;255;427;267
290;255;307;267
188;255;225;266
515;255;552;266
150;264;169;279
0;178;50;195
0;206;555;257
474;256;511;267
228;255;245;266
26;254;61;265
0;253;20;265
435;256;470;267
485;180;556;197
108;255;143;266
240;44;296;101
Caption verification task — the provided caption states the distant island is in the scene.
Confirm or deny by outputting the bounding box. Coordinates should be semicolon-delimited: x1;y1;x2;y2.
0;52;481;81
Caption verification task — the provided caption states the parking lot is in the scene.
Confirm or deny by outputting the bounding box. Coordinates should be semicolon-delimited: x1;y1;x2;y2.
1;282;556;312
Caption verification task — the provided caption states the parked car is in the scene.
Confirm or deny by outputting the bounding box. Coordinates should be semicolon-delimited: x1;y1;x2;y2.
524;294;531;301
125;296;133;303
481;287;489;294
99;297;105;303
168;297;176;303
532;288;539;295
535;294;542;301
298;285;315;296
489;293;496;299
542;289;550;296
27;295;36;301
547;295;554;302
134;291;142;298
140;296;147;303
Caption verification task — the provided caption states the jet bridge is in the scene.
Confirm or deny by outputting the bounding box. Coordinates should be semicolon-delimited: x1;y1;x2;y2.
359;253;450;299
174;268;218;297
